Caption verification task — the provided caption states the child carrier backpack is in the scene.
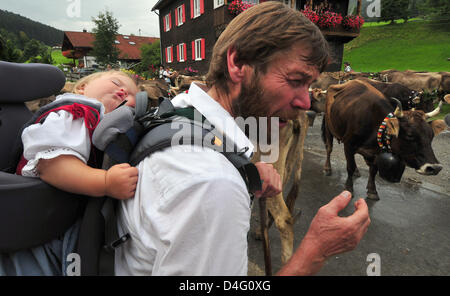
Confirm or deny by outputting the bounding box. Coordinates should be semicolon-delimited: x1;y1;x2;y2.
0;61;261;275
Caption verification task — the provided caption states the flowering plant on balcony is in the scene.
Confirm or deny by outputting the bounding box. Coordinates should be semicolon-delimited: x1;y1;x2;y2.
184;66;199;75
342;15;365;30
228;0;254;16
317;10;343;29
300;6;319;24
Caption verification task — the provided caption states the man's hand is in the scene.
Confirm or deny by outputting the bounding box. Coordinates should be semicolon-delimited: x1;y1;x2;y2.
277;191;370;275
253;162;282;198
105;163;139;200
306;191;370;258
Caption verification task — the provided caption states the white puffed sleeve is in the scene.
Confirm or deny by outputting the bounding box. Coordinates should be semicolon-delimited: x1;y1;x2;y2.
21;110;92;177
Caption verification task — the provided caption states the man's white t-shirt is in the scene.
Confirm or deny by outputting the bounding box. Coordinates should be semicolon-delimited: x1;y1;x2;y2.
114;83;255;275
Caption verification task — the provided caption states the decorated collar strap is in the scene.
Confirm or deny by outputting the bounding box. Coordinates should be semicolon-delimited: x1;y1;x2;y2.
407;90;420;109
377;112;394;152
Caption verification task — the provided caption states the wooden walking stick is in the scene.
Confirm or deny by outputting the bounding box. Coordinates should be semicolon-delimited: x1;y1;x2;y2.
259;197;272;276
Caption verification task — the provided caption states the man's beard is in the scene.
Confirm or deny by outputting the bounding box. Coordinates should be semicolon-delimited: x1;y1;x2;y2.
231;72;301;144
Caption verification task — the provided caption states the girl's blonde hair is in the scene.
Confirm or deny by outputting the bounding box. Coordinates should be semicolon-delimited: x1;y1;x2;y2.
72;70;137;94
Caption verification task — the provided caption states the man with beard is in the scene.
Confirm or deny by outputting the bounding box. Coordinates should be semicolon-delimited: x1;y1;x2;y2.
114;2;370;276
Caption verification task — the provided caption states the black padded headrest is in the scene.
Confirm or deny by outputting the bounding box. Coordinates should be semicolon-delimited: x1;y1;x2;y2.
0;61;66;103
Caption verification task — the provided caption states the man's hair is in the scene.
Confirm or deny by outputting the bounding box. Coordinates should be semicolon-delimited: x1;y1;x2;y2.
206;1;330;95
73;70;137;94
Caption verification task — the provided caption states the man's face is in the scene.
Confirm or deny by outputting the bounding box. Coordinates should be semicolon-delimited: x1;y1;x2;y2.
232;44;320;128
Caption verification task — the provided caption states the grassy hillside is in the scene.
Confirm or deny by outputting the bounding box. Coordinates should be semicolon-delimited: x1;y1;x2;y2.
343;19;450;72
51;50;75;65
0;9;63;46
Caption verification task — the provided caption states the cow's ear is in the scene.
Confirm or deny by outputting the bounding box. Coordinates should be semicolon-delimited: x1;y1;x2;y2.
429;119;447;137
386;117;400;137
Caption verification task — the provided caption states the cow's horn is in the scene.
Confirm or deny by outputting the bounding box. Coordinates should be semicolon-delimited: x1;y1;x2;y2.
391;97;403;118
425;100;443;119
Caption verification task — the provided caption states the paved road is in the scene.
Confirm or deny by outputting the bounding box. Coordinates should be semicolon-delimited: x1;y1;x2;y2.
248;115;449;276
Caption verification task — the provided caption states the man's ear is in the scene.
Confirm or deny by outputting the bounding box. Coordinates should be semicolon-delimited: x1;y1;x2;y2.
386;117;400;137
227;47;246;84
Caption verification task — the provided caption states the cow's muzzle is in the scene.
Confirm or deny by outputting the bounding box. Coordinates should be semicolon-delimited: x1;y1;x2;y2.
416;163;443;175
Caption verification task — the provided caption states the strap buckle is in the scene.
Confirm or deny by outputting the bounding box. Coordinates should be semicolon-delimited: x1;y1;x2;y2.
104;233;130;252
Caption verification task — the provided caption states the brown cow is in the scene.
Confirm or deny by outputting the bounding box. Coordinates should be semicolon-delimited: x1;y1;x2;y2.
322;80;445;200
252;111;310;268
380;70;442;92
310;72;340;89
170;74;206;96
139;79;170;107
439;72;450;92
356;78;435;112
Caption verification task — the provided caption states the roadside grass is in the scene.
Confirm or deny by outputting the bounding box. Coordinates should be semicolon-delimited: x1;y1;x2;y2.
343;19;450;72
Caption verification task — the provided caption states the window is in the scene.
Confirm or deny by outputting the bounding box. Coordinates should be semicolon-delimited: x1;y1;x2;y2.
166;46;173;63
214;0;224;9
176;5;185;26
123;36;130;39
191;0;204;19
164;13;172;32
192;38;205;61
114;40;120;44
283;0;292;7
177;43;186;62
129;41;136;45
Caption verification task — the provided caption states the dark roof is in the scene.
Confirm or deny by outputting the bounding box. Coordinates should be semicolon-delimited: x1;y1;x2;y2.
63;31;159;60
152;0;175;11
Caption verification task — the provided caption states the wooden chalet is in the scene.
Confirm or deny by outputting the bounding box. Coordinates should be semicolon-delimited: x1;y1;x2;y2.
152;0;362;74
61;30;159;68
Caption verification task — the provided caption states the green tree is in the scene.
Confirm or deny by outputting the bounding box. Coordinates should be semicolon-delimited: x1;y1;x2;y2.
91;9;120;66
23;39;42;61
18;31;29;50
419;0;450;19
380;0;411;24
38;46;53;64
0;38;23;62
136;40;161;78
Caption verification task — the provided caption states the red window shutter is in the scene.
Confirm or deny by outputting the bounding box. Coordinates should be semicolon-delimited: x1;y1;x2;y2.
192;41;195;60
171;47;174;62
182;5;186;23
169;12;172;30
176;45;179;62
175;9;178;26
201;38;205;60
200;0;204;14
165;47;168;63
190;0;194;19
184;43;187;62
163;17;167;32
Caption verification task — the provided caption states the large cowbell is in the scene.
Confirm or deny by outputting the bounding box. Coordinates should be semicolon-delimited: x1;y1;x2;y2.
376;152;405;183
